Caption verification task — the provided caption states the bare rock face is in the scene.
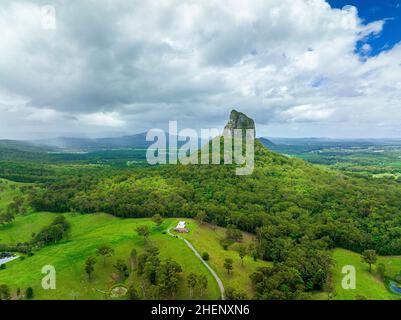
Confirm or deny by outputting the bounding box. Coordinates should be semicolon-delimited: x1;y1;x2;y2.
224;109;255;136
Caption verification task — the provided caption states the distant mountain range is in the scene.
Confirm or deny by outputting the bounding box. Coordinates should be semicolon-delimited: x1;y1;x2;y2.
266;137;401;146
34;132;151;151
258;137;276;147
3;129;401;155
1;132;204;152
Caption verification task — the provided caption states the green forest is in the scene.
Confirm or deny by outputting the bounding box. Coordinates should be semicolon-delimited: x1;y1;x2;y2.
2;137;401;300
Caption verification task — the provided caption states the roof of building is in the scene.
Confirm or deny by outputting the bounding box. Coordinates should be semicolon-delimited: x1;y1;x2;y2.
176;221;186;228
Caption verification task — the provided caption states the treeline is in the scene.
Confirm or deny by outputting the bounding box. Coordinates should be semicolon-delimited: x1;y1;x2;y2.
33;215;71;245
0;162;57;183
0;145;149;168
0;161;120;184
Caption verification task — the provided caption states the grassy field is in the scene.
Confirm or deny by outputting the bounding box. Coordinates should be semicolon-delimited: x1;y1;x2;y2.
0;208;270;300
3;214;401;300
0;212;222;299
314;248;401;300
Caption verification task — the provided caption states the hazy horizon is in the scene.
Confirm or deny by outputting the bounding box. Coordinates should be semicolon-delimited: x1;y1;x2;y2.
4;130;401;142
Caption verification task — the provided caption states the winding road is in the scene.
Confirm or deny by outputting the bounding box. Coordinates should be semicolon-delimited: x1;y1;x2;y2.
167;227;225;300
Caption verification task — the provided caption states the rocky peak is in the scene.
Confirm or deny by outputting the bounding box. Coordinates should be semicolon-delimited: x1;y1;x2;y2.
224;109;255;136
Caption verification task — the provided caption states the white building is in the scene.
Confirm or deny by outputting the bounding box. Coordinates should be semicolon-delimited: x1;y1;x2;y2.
174;221;189;233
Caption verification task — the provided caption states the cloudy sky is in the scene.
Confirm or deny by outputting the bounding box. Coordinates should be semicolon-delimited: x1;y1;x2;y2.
1;0;401;139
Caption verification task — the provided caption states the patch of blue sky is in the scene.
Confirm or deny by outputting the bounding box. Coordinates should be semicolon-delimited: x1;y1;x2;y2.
328;0;401;57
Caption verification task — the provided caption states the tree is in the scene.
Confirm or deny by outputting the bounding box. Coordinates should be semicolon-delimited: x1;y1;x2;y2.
114;259;129;280
377;263;386;280
0;211;14;225
145;244;160;256
48;224;64;244
130;248;138;271
96;244;114;266
362;249;377;272
224;258;233;274
25;287;34;299
0;284;10;300
225;225;242;243
197;274;208;297
201;252;209;261
152;214;163;226
225;287;247;300
248;243;258;261
85;256;97;280
136;225;150;242
137;253;148;275
250;265;306;300
196;211;207;225
51;215;71;233
144;258;159;285
220;239;230;250
187;273;197;298
238;244;247;266
137;246;160;284
323;274;336;300
34;215;70;245
7;196;28;216
158;258;182;298
127;285;141;300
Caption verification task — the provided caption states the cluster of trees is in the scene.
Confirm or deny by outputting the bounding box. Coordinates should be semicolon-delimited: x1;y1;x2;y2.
225;287;248;300
0;215;71;255
220;225;243;250
0;210;14;225
251;264;310;300
6;195;28;215
34;215;71;246
0;194;27;225
187;273;208;298
83;242;198;300
0;161;57;183
84;244;130;282
135;245;184;299
0;285;34;300
250;239;333;299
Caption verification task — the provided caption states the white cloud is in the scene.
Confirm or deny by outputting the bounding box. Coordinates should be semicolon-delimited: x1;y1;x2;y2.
361;43;372;54
281;104;335;122
0;0;400;139
25;108;60;122
78;112;126;127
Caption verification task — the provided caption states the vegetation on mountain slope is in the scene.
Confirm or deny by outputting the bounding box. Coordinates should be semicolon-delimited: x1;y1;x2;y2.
2;140;394;298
